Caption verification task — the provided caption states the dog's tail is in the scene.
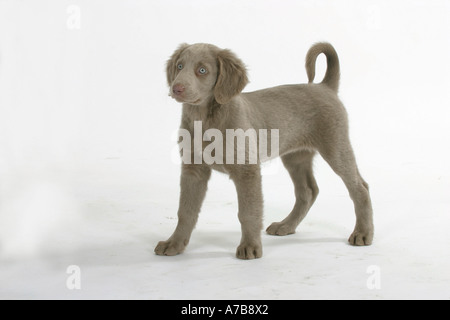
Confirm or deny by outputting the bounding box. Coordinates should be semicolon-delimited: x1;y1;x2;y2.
305;42;340;93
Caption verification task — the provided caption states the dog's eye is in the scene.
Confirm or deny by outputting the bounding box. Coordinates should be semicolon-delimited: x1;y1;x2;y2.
198;67;207;75
177;64;183;70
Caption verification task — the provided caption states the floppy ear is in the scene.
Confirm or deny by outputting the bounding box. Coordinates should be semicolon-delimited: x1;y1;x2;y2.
214;49;249;105
166;43;189;86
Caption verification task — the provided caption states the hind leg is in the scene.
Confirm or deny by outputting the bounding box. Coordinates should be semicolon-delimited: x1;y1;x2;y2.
320;145;374;246
267;150;319;236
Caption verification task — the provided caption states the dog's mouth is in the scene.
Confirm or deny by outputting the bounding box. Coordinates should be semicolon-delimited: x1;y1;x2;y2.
172;95;202;105
190;99;202;105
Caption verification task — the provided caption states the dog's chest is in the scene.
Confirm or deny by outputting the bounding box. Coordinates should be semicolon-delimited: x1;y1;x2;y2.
182;106;233;134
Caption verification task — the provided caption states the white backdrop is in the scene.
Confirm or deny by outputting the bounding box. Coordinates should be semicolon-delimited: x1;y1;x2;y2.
0;0;449;299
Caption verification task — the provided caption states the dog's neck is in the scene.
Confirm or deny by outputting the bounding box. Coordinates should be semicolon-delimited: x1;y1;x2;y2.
182;97;223;123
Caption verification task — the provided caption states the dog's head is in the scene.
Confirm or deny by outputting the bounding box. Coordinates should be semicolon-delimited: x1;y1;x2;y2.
166;43;248;105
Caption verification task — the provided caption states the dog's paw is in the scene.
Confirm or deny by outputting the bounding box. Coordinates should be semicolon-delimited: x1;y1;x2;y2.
348;230;373;246
236;242;263;260
266;222;296;236
154;239;186;256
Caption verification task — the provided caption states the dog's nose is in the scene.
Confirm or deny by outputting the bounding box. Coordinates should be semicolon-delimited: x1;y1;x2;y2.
172;84;185;95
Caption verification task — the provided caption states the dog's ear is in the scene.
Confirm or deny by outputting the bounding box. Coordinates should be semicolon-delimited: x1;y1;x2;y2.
166;43;189;86
214;49;249;105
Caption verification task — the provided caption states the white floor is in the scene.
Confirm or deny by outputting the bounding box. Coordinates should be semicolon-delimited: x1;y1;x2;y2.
1;158;449;300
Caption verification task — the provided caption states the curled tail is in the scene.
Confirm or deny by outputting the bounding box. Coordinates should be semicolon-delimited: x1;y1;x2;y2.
305;42;340;93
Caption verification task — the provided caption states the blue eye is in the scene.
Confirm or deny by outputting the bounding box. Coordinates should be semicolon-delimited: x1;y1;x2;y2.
198;67;207;74
177;64;183;70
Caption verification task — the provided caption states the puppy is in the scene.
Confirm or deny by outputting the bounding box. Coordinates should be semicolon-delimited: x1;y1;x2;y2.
155;43;374;259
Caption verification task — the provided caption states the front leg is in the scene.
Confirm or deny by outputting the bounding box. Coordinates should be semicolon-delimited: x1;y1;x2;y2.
155;164;211;256
228;165;264;260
